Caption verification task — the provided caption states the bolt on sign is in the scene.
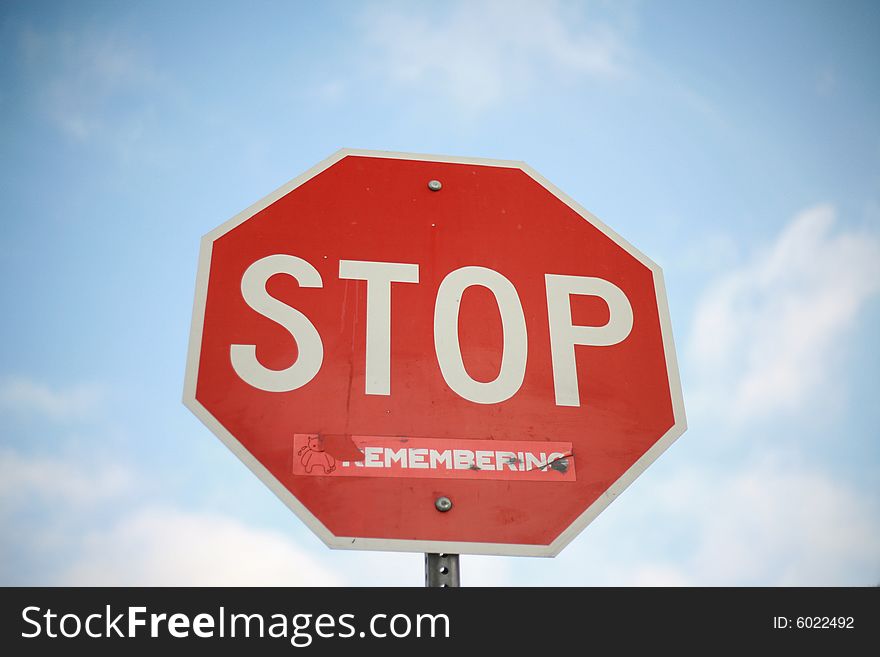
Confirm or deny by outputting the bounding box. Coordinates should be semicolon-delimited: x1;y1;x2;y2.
184;149;686;556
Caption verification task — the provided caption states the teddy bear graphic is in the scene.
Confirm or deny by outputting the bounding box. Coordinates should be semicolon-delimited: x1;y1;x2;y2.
298;436;336;474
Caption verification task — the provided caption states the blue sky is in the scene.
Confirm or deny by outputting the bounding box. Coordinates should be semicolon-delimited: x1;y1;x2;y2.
1;0;878;585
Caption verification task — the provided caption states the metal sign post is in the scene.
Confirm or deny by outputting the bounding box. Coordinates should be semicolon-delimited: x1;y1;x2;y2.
425;553;460;587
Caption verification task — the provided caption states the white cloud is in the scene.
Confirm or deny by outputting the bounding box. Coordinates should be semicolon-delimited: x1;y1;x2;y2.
3;444;877;586
0;448;131;508
0;377;103;420
548;457;880;586
360;0;627;113
621;564;692;587
330;551;424;587
19;26;163;146
689;460;880;585
62;506;342;586
0;443;502;586
0;447;339;586
458;554;511;586
688;204;880;423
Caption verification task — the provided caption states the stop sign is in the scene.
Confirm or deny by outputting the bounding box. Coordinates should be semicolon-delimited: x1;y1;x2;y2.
184;149;685;556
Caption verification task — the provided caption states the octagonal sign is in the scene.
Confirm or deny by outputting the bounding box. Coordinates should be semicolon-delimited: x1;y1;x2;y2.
184;149;686;556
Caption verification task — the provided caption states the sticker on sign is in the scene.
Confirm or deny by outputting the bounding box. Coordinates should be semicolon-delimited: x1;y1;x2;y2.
293;434;576;482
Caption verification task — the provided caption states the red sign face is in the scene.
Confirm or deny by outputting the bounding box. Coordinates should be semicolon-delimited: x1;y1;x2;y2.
184;149;686;556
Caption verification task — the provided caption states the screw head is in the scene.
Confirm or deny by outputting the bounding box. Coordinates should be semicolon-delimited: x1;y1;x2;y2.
434;496;453;512
427;179;442;191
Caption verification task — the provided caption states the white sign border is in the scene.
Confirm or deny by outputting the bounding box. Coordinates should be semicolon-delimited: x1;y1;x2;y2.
183;148;687;557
